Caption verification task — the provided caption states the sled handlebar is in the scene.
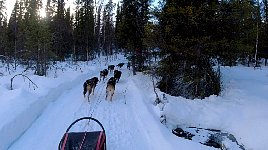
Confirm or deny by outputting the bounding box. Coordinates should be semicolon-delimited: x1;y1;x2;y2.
65;117;105;133
58;117;106;150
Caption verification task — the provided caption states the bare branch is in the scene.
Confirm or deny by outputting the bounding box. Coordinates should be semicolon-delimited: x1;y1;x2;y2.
10;74;38;90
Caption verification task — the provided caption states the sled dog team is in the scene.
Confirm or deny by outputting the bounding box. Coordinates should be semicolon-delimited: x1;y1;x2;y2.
83;63;126;101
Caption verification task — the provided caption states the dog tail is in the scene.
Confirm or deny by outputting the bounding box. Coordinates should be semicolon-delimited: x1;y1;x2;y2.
83;82;87;96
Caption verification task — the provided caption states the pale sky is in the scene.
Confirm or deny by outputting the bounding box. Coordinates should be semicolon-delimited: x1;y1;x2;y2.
5;0;159;20
6;0;93;19
6;0;18;19
6;0;121;19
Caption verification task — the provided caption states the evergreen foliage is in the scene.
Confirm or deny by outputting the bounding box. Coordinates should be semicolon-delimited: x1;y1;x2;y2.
260;0;268;65
73;0;95;61
51;0;73;61
0;0;8;56
101;0;115;56
115;0;151;74
156;0;263;99
0;0;267;99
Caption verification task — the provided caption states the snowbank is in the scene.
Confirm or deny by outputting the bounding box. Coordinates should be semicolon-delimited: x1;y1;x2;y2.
0;63;94;150
156;66;268;150
1;56;268;150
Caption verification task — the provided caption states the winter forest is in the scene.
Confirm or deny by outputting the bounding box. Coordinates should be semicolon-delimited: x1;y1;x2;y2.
0;0;267;98
1;0;268;149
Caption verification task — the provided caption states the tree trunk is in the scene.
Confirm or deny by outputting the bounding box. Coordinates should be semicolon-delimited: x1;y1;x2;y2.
86;39;89;64
14;6;17;70
73;44;76;63
132;50;136;75
247;55;250;67
254;22;259;68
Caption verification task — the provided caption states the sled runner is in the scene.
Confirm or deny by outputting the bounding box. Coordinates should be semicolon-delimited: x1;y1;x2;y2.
58;117;106;150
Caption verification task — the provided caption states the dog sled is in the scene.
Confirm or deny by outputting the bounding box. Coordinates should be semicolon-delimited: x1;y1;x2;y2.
58;117;106;150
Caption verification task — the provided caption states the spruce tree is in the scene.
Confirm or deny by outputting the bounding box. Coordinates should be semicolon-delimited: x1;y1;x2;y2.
73;0;95;61
262;0;268;65
7;0;24;68
0;0;7;56
50;0;73;61
158;0;221;99
24;0;46;75
101;0;115;56
115;0;151;74
94;2;103;57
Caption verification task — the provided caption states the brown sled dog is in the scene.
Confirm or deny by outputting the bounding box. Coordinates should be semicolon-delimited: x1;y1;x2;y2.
106;77;116;101
83;77;99;100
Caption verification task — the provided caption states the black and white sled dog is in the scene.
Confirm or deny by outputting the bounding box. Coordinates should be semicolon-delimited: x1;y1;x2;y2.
100;69;108;81
114;70;122;83
83;77;99;100
127;62;130;70
116;63;124;68
108;65;115;73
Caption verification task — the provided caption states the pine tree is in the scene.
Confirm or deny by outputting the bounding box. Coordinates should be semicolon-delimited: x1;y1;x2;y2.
115;0;151;75
50;0;73;61
24;0;46;75
7;0;27;68
0;0;8;56
37;18;51;76
101;0;115;56
158;0;221;99
0;0;12;72
83;0;95;61
7;0;51;75
156;0;262;99
73;0;95;61
114;2;120;50
262;0;268;65
94;1;103;57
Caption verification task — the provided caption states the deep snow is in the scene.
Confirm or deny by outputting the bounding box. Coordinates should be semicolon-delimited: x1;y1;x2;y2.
0;55;267;150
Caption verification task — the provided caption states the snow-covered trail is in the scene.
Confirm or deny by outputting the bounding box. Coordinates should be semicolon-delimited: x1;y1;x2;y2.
8;67;150;150
7;57;213;150
2;56;268;150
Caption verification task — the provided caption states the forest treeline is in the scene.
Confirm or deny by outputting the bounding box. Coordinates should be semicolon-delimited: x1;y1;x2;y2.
0;0;268;99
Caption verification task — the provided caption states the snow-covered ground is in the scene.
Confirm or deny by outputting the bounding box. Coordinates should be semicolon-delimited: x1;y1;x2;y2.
0;55;267;150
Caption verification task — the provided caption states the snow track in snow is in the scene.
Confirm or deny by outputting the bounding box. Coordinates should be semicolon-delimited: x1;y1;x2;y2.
1;71;92;150
8;67;150;150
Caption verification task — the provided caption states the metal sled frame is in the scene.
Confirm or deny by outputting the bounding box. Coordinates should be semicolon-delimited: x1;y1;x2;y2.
58;117;106;150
